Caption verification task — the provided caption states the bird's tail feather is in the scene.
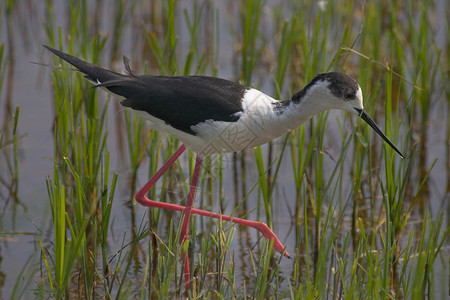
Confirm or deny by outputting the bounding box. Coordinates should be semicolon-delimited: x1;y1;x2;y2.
43;45;125;85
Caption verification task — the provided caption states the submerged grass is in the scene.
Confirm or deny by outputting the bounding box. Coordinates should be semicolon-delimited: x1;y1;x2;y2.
3;0;443;298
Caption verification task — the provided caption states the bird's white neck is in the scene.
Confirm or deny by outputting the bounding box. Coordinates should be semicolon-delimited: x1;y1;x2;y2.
272;82;338;132
226;86;335;149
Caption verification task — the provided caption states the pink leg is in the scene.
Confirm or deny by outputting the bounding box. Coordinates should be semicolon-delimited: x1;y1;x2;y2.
193;210;290;258
179;156;203;241
162;204;290;258
135;144;186;204
135;144;289;288
179;156;202;287
134;144;201;288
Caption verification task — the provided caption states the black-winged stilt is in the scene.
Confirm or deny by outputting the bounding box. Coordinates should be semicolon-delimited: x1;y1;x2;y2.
45;45;404;287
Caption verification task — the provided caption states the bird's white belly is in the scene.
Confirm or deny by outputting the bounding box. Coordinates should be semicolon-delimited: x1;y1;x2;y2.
191;117;285;156
191;89;294;156
136;115;285;157
131;88;302;157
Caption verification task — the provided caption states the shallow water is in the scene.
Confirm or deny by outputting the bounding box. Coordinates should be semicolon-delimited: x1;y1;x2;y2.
0;0;448;298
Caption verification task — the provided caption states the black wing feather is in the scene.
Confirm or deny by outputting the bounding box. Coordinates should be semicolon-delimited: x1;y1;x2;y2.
45;46;247;135
120;76;245;134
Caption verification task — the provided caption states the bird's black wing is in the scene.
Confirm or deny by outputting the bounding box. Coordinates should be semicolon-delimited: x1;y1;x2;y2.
118;76;246;134
45;46;247;135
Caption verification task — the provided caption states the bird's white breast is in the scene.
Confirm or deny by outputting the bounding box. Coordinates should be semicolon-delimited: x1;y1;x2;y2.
132;88;302;157
191;89;292;156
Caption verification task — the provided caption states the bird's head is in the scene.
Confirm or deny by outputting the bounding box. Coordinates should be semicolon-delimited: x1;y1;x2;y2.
296;72;403;158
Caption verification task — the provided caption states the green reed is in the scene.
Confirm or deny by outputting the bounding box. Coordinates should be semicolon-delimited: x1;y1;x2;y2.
28;0;449;298
43;1;117;297
0;36;21;206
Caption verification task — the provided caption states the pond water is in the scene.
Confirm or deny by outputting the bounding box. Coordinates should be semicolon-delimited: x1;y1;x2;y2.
0;0;448;298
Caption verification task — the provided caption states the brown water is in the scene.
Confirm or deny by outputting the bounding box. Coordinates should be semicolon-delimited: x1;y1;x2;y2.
0;0;448;298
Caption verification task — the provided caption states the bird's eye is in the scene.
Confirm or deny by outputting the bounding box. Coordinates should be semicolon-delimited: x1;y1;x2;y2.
344;93;354;100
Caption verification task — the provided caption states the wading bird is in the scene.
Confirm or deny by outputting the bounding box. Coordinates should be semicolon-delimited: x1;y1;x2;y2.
45;45;403;287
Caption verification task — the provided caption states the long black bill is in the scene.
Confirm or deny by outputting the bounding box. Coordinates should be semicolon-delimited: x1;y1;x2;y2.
355;108;404;158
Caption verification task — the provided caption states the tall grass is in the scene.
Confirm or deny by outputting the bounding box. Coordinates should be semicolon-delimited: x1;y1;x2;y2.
0;2;22;210
23;0;449;298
